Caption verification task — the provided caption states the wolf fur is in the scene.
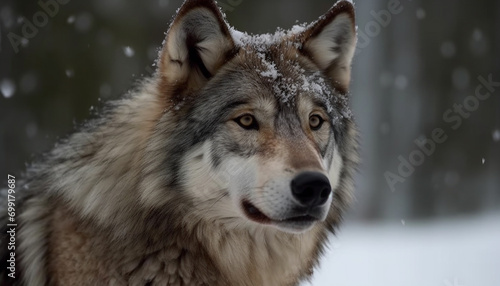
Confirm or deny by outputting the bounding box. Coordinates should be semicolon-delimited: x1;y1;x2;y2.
0;0;359;285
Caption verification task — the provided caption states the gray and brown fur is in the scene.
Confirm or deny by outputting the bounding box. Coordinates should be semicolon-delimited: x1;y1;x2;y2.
0;0;359;285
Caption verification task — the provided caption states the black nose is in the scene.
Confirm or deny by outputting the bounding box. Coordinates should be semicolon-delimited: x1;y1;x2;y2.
291;172;332;207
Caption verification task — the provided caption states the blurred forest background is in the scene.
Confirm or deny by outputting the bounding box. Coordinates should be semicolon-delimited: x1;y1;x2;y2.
0;0;499;222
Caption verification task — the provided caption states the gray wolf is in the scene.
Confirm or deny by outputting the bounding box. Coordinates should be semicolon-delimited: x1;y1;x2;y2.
1;0;358;285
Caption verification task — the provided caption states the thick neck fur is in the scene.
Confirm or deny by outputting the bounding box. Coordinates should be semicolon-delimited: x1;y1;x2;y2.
49;206;324;286
19;81;327;286
41;199;324;286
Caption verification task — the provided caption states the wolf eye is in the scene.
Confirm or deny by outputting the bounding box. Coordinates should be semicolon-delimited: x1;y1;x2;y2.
309;115;325;131
235;114;259;130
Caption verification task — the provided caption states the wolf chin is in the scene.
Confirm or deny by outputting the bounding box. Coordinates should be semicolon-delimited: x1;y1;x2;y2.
1;0;359;285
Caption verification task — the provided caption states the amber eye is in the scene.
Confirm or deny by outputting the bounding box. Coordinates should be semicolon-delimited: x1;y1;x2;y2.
235;114;259;130
309;115;324;131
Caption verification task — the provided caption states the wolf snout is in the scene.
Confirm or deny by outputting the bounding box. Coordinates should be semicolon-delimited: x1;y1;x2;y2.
291;172;332;207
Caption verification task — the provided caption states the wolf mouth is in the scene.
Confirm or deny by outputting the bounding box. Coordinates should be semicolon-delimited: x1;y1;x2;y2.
242;200;318;226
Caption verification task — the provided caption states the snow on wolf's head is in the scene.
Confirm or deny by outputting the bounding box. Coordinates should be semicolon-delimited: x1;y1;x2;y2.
141;0;358;234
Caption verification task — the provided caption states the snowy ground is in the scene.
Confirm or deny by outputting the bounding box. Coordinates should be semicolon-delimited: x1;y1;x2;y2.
303;212;500;286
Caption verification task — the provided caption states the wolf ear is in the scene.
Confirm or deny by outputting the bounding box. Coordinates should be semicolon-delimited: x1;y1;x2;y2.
300;1;357;94
158;0;236;98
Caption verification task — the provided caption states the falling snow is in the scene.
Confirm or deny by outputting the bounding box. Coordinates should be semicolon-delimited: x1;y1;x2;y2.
493;130;500;142
67;15;76;24
75;13;93;33
158;0;169;8
66;69;75;78
123;46;135;57
416;8;426;20
0;6;15;28
394;75;408;90
472;29;483;42
470;28;488;56
0;79;16;98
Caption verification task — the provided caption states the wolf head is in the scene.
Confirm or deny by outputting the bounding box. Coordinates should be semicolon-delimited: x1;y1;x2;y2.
140;0;358;234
